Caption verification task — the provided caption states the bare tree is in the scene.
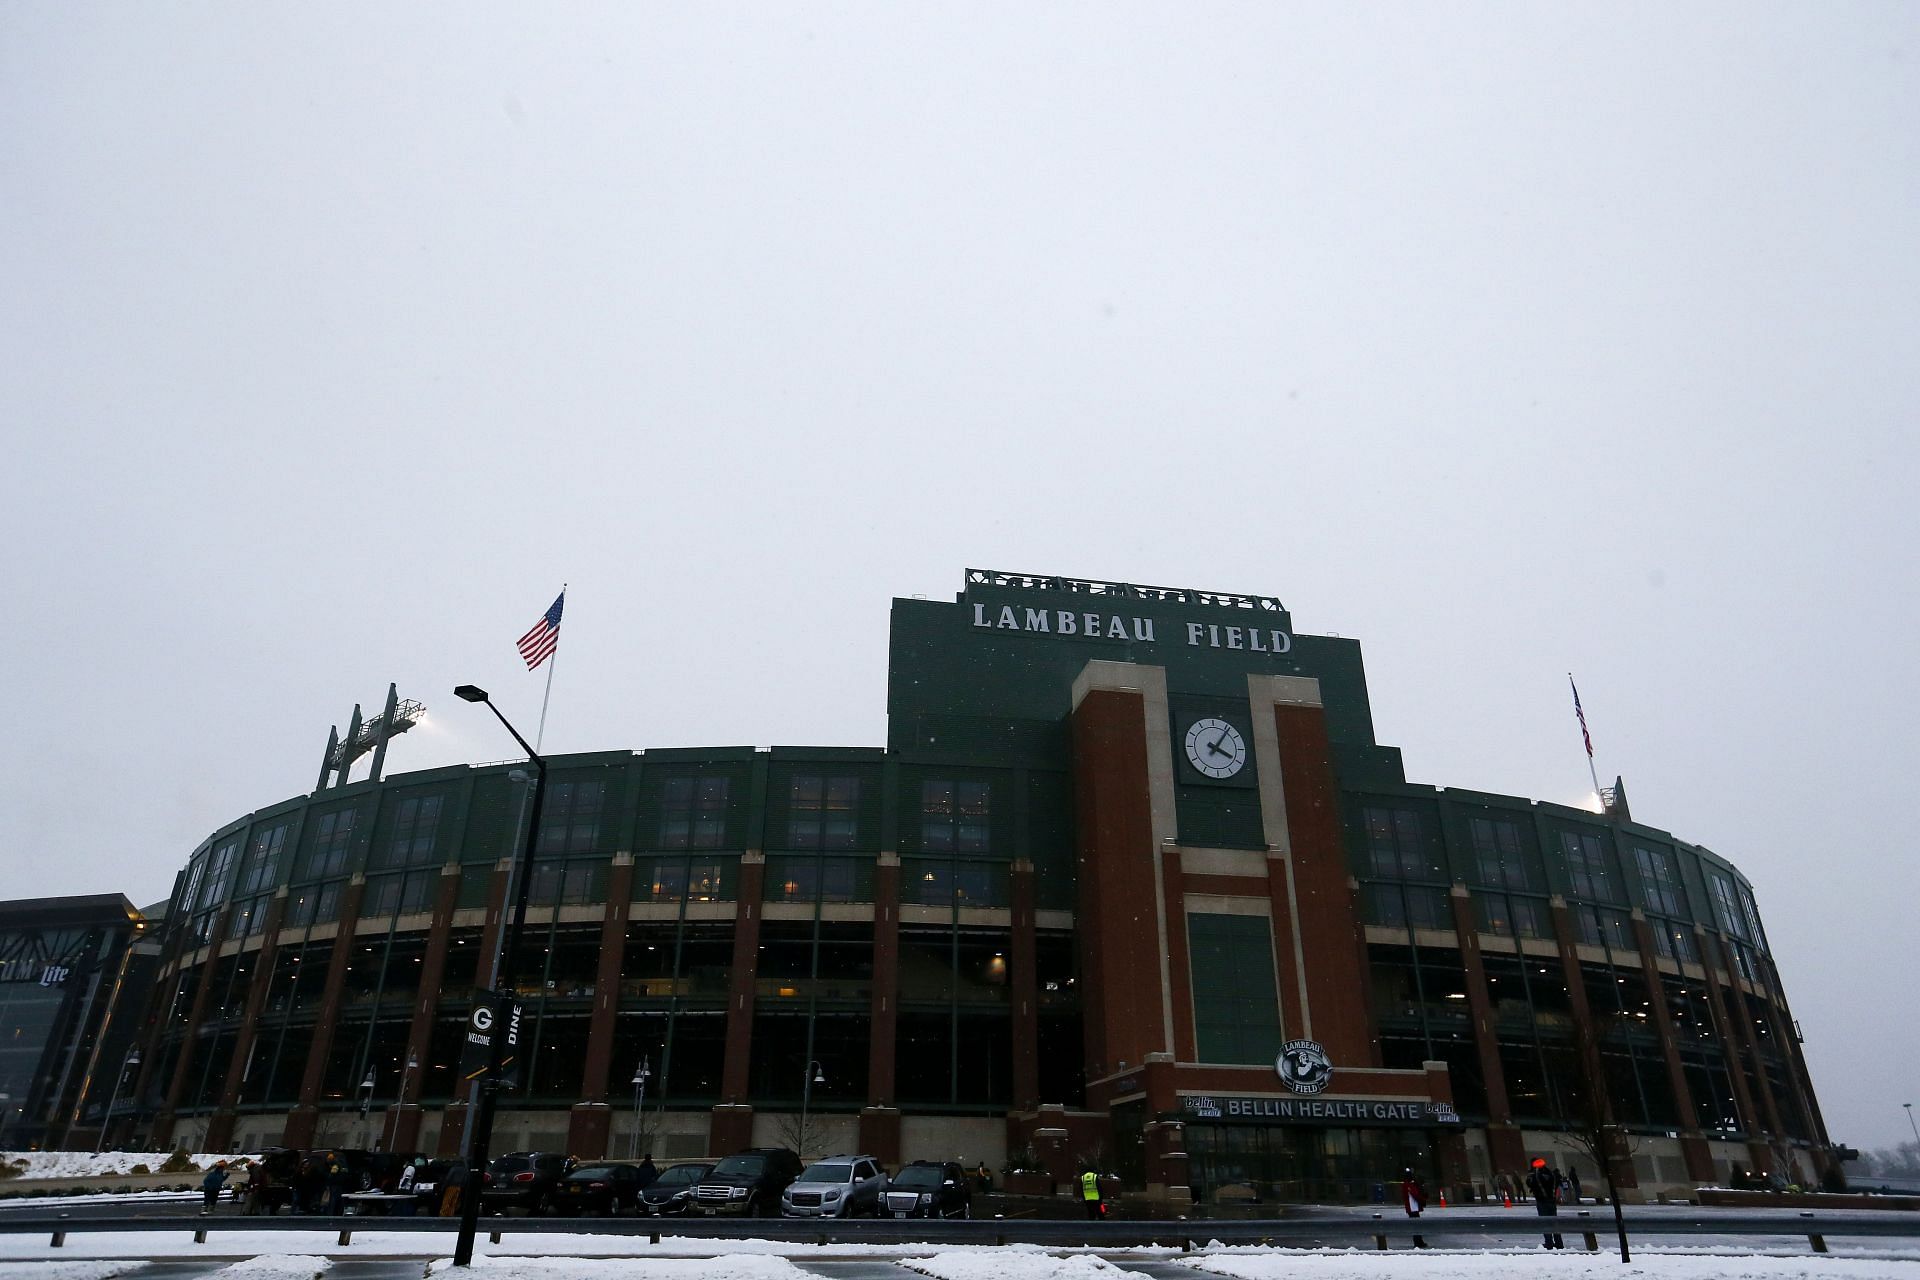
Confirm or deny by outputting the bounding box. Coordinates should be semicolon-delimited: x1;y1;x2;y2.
770;1111;821;1163
1554;1109;1638;1261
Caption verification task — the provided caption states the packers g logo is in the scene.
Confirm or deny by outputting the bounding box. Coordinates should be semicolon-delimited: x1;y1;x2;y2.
1276;1039;1334;1094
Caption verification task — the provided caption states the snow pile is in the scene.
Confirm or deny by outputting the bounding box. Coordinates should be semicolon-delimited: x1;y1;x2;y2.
903;1252;1123;1280
0;1265;148;1280
0;1151;232;1179
207;1259;331;1280
426;1257;807;1280
1185;1252;1920;1279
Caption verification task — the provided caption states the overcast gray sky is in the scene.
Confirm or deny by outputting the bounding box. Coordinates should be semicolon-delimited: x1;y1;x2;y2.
3;3;1915;1153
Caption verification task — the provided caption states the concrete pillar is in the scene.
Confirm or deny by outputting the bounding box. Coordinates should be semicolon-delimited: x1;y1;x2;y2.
568;854;635;1159
1629;914;1715;1184
1449;887;1524;1177
381;863;461;1153
1009;858;1041;1108
868;855;900;1108
719;853;765;1104
1549;898;1636;1193
858;1108;902;1167
206;892;291;1151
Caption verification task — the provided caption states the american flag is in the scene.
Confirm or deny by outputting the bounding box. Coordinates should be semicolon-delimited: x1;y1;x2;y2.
517;591;565;670
1569;675;1594;759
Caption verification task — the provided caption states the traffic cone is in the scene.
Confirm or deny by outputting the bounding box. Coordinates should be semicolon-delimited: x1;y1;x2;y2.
1438;1190;1447;1208
1502;1189;1512;1208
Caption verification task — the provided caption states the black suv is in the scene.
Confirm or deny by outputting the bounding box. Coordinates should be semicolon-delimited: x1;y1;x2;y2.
883;1161;972;1218
692;1148;802;1217
482;1152;569;1215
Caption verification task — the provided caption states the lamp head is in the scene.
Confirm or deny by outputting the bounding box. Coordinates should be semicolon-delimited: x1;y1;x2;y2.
813;1068;826;1086
454;685;489;703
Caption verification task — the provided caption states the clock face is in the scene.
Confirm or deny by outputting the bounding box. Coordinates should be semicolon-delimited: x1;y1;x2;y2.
1184;717;1247;779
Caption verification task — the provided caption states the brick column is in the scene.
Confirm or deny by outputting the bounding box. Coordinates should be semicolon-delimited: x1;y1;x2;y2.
1751;960;1826;1177
1549;899;1636;1193
1707;932;1786;1173
205;892;291;1151
1449;887;1525;1176
860;853;902;1164
152;907;232;1148
1630;914;1715;1184
711;851;765;1156
281;876;366;1149
568;853;635;1159
380;863;461;1154
1156;846;1198;1064
1269;696;1373;1067
1691;925;1762;1156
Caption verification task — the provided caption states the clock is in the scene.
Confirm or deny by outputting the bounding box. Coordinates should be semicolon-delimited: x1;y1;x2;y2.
1184;717;1247;779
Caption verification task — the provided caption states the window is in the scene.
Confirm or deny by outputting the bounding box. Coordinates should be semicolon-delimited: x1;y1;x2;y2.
1187;913;1282;1064
1651;922;1699;963
1708;872;1747;939
537;781;605;856
788;776;860;850
365;870;436;918
1365;883;1451;931
381;795;443;868
1476;894;1547;939
1736;884;1768;952
235;823;290;896
1469;817;1533;890
921;781;989;853
636;855;737;903
660;777;729;850
304;809;357;879
178;854;207;916
1560;830;1617;902
1574;903;1633;951
1633;846;1686;916
287;882;342;928
1361;807;1443;881
528;860;600;906
199;839;241;909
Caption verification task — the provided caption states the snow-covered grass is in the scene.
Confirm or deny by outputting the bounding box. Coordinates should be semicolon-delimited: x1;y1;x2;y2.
0;1265;148;1280
425;1257;806;1280
1183;1251;1920;1278
0;1152;232;1180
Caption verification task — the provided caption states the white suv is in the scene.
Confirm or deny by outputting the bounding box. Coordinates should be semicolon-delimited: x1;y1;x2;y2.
780;1155;888;1218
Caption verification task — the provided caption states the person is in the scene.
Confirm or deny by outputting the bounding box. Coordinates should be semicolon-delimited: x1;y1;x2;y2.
200;1161;230;1215
635;1154;659;1189
398;1158;420;1193
1400;1168;1429;1249
242;1160;268;1215
1567;1164;1583;1203
324;1151;352;1216
297;1153;325;1215
1080;1167;1103;1220
976;1161;993;1192
1526;1158;1563;1249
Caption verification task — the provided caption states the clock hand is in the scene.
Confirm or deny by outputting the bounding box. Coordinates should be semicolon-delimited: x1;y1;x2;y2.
1213;729;1232;752
1207;740;1229;757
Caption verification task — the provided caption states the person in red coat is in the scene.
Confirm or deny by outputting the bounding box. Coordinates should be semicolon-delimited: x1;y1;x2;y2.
1401;1169;1429;1249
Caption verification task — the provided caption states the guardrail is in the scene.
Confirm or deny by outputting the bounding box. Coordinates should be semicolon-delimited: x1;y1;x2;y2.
3;1210;1917;1254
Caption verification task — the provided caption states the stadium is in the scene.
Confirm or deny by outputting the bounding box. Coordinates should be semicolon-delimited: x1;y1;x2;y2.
121;570;1834;1206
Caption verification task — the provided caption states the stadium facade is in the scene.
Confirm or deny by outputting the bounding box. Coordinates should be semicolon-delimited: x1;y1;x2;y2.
121;571;1834;1203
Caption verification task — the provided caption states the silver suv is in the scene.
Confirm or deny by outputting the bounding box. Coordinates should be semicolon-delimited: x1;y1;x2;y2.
780;1154;888;1218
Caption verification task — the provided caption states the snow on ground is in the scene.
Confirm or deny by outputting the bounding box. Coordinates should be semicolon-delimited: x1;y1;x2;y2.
425;1256;805;1280
206;1259;331;1280
1183;1250;1920;1279
902;1249;1125;1280
1;1153;230;1179
0;1230;963;1261
0;1264;148;1280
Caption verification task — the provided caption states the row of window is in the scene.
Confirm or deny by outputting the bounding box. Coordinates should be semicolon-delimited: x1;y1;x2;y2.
1356;804;1765;950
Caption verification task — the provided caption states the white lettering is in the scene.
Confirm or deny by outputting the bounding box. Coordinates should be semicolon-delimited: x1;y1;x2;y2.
998;605;1019;630
1083;612;1100;637
1134;618;1156;642
1106;616;1128;639
1226;626;1243;650
1058;610;1078;636
1208;624;1220;648
1272;630;1293;654
1024;608;1050;633
1186;622;1204;646
972;604;988;628
1249;629;1268;653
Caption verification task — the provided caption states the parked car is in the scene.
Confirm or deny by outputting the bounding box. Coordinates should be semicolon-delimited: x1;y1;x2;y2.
781;1154;888;1218
693;1148;803;1217
481;1152;570;1214
638;1162;713;1216
548;1162;645;1216
883;1160;972;1218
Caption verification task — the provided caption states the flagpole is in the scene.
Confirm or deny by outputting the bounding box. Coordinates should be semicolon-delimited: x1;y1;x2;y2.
535;583;565;753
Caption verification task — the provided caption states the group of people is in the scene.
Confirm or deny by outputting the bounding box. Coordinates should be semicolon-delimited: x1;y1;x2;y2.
198;1150;377;1216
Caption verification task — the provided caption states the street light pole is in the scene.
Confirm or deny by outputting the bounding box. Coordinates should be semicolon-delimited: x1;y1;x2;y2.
95;1048;140;1154
359;1067;377;1118
630;1057;651;1161
1905;1102;1918;1145
451;684;548;1269
798;1061;825;1163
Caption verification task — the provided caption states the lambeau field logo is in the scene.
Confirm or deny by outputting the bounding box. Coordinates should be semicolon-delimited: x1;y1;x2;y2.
1276;1039;1334;1094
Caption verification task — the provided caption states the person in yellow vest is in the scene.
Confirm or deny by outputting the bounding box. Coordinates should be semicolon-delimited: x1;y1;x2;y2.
1080;1167;1102;1219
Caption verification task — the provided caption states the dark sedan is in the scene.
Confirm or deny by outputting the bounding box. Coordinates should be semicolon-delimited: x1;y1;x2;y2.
547;1163;645;1216
637;1162;714;1216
